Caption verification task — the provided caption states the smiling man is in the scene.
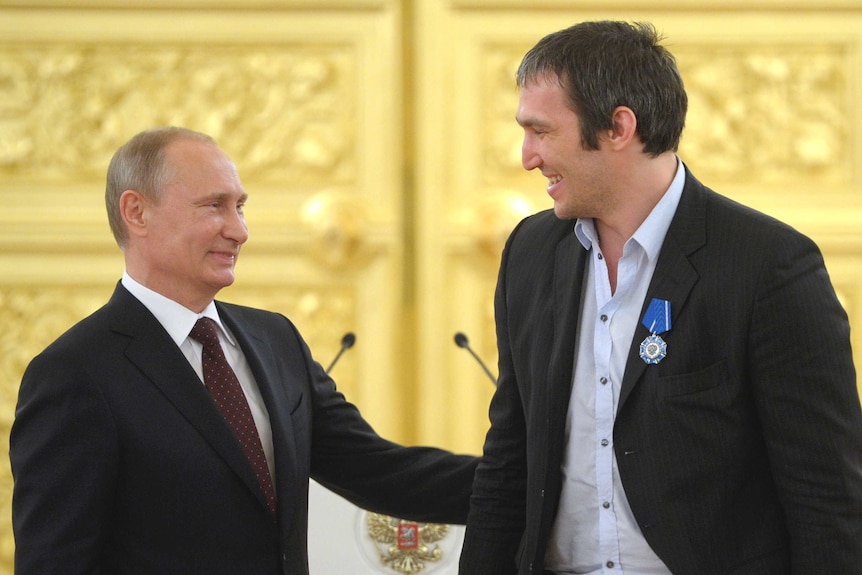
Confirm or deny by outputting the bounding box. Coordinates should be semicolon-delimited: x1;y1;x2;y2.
10;126;477;575
114;130;249;311
459;20;862;575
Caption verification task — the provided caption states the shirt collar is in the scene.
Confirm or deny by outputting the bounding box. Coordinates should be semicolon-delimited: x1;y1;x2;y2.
121;272;236;347
574;157;686;261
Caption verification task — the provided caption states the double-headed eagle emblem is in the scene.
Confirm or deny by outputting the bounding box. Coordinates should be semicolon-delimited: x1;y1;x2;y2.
367;513;450;574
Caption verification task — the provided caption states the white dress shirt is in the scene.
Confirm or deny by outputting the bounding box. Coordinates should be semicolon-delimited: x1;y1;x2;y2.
121;272;276;480
544;159;685;575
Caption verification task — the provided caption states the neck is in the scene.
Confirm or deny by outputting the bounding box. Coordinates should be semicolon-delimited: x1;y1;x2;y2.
597;152;678;245
595;152;678;294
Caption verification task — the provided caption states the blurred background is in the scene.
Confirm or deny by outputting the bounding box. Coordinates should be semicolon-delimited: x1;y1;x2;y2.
1;0;860;570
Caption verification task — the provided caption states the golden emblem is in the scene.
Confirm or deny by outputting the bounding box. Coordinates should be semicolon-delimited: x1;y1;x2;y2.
366;513;450;574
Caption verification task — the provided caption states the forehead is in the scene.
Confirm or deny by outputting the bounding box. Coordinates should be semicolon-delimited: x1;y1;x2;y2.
166;138;228;169
516;75;574;126
164;139;241;188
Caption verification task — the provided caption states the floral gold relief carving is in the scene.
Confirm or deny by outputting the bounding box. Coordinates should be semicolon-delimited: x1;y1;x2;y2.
301;191;373;269
673;44;849;185
0;44;356;183
482;44;531;182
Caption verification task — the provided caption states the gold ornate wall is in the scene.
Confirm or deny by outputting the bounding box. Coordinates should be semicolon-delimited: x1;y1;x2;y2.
0;0;860;571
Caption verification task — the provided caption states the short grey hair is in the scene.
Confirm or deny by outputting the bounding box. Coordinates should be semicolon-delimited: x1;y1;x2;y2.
105;126;215;248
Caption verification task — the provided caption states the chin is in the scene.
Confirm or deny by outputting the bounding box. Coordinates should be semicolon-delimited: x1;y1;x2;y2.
210;272;237;291
553;204;578;220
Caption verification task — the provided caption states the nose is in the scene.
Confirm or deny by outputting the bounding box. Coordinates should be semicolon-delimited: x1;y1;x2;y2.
225;207;249;245
522;135;541;171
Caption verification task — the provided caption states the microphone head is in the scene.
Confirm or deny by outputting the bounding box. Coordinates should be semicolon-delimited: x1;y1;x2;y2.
454;332;469;348
341;332;356;349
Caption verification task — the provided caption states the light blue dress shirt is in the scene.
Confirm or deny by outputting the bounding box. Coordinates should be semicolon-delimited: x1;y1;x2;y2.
544;159;685;575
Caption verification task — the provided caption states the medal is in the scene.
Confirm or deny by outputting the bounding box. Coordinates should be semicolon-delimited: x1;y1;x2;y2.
640;298;672;365
639;334;667;364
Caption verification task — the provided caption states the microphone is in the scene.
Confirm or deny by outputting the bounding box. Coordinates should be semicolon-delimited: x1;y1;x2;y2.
326;332;356;374
454;332;497;385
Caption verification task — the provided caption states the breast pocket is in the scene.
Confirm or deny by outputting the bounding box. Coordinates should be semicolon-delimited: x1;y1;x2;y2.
657;359;729;398
288;389;304;414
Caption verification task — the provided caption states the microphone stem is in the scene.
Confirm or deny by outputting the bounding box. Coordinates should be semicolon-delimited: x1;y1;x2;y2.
466;346;497;385
326;347;346;374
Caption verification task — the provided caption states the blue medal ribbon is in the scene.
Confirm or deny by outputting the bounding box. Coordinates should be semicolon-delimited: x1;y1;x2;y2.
640;298;671;365
642;298;671;335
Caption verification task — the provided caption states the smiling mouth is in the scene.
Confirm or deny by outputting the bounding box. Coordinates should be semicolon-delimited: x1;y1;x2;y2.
212;251;239;262
546;175;562;190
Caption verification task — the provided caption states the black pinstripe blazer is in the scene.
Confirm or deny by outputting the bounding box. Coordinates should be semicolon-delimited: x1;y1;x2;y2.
459;167;862;575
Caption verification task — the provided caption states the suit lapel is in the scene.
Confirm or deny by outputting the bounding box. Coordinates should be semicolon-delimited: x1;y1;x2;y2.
618;171;707;412
547;232;589;449
108;286;269;511
218;305;300;522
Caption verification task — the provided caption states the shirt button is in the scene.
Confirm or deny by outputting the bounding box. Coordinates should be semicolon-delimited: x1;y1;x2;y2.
602;501;610;509
600;376;608;385
600;314;608;322
598;253;604;260
606;561;615;568
601;439;609;447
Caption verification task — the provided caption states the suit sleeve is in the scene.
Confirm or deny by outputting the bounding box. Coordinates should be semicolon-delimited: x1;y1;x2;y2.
749;230;862;571
458;223;528;575
289;321;478;525
10;347;118;575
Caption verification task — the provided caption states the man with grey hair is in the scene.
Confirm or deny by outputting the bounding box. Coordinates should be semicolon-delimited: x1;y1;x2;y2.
459;20;862;575
11;126;477;575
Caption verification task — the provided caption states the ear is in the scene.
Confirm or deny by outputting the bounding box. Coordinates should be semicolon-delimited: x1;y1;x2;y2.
119;190;149;238
603;106;638;151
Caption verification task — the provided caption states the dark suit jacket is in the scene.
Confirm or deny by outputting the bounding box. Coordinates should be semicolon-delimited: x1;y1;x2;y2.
11;284;477;575
459;168;862;575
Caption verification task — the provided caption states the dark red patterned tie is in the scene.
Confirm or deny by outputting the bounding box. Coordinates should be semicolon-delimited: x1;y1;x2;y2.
189;317;277;517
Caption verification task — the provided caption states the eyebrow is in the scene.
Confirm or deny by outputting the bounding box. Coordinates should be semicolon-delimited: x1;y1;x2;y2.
516;115;551;130
199;191;248;204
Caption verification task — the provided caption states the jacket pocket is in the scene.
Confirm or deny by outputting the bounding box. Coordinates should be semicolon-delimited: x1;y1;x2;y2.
657;359;729;398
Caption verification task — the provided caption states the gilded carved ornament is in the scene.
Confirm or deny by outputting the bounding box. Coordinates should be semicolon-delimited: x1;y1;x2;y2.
0;44;356;183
